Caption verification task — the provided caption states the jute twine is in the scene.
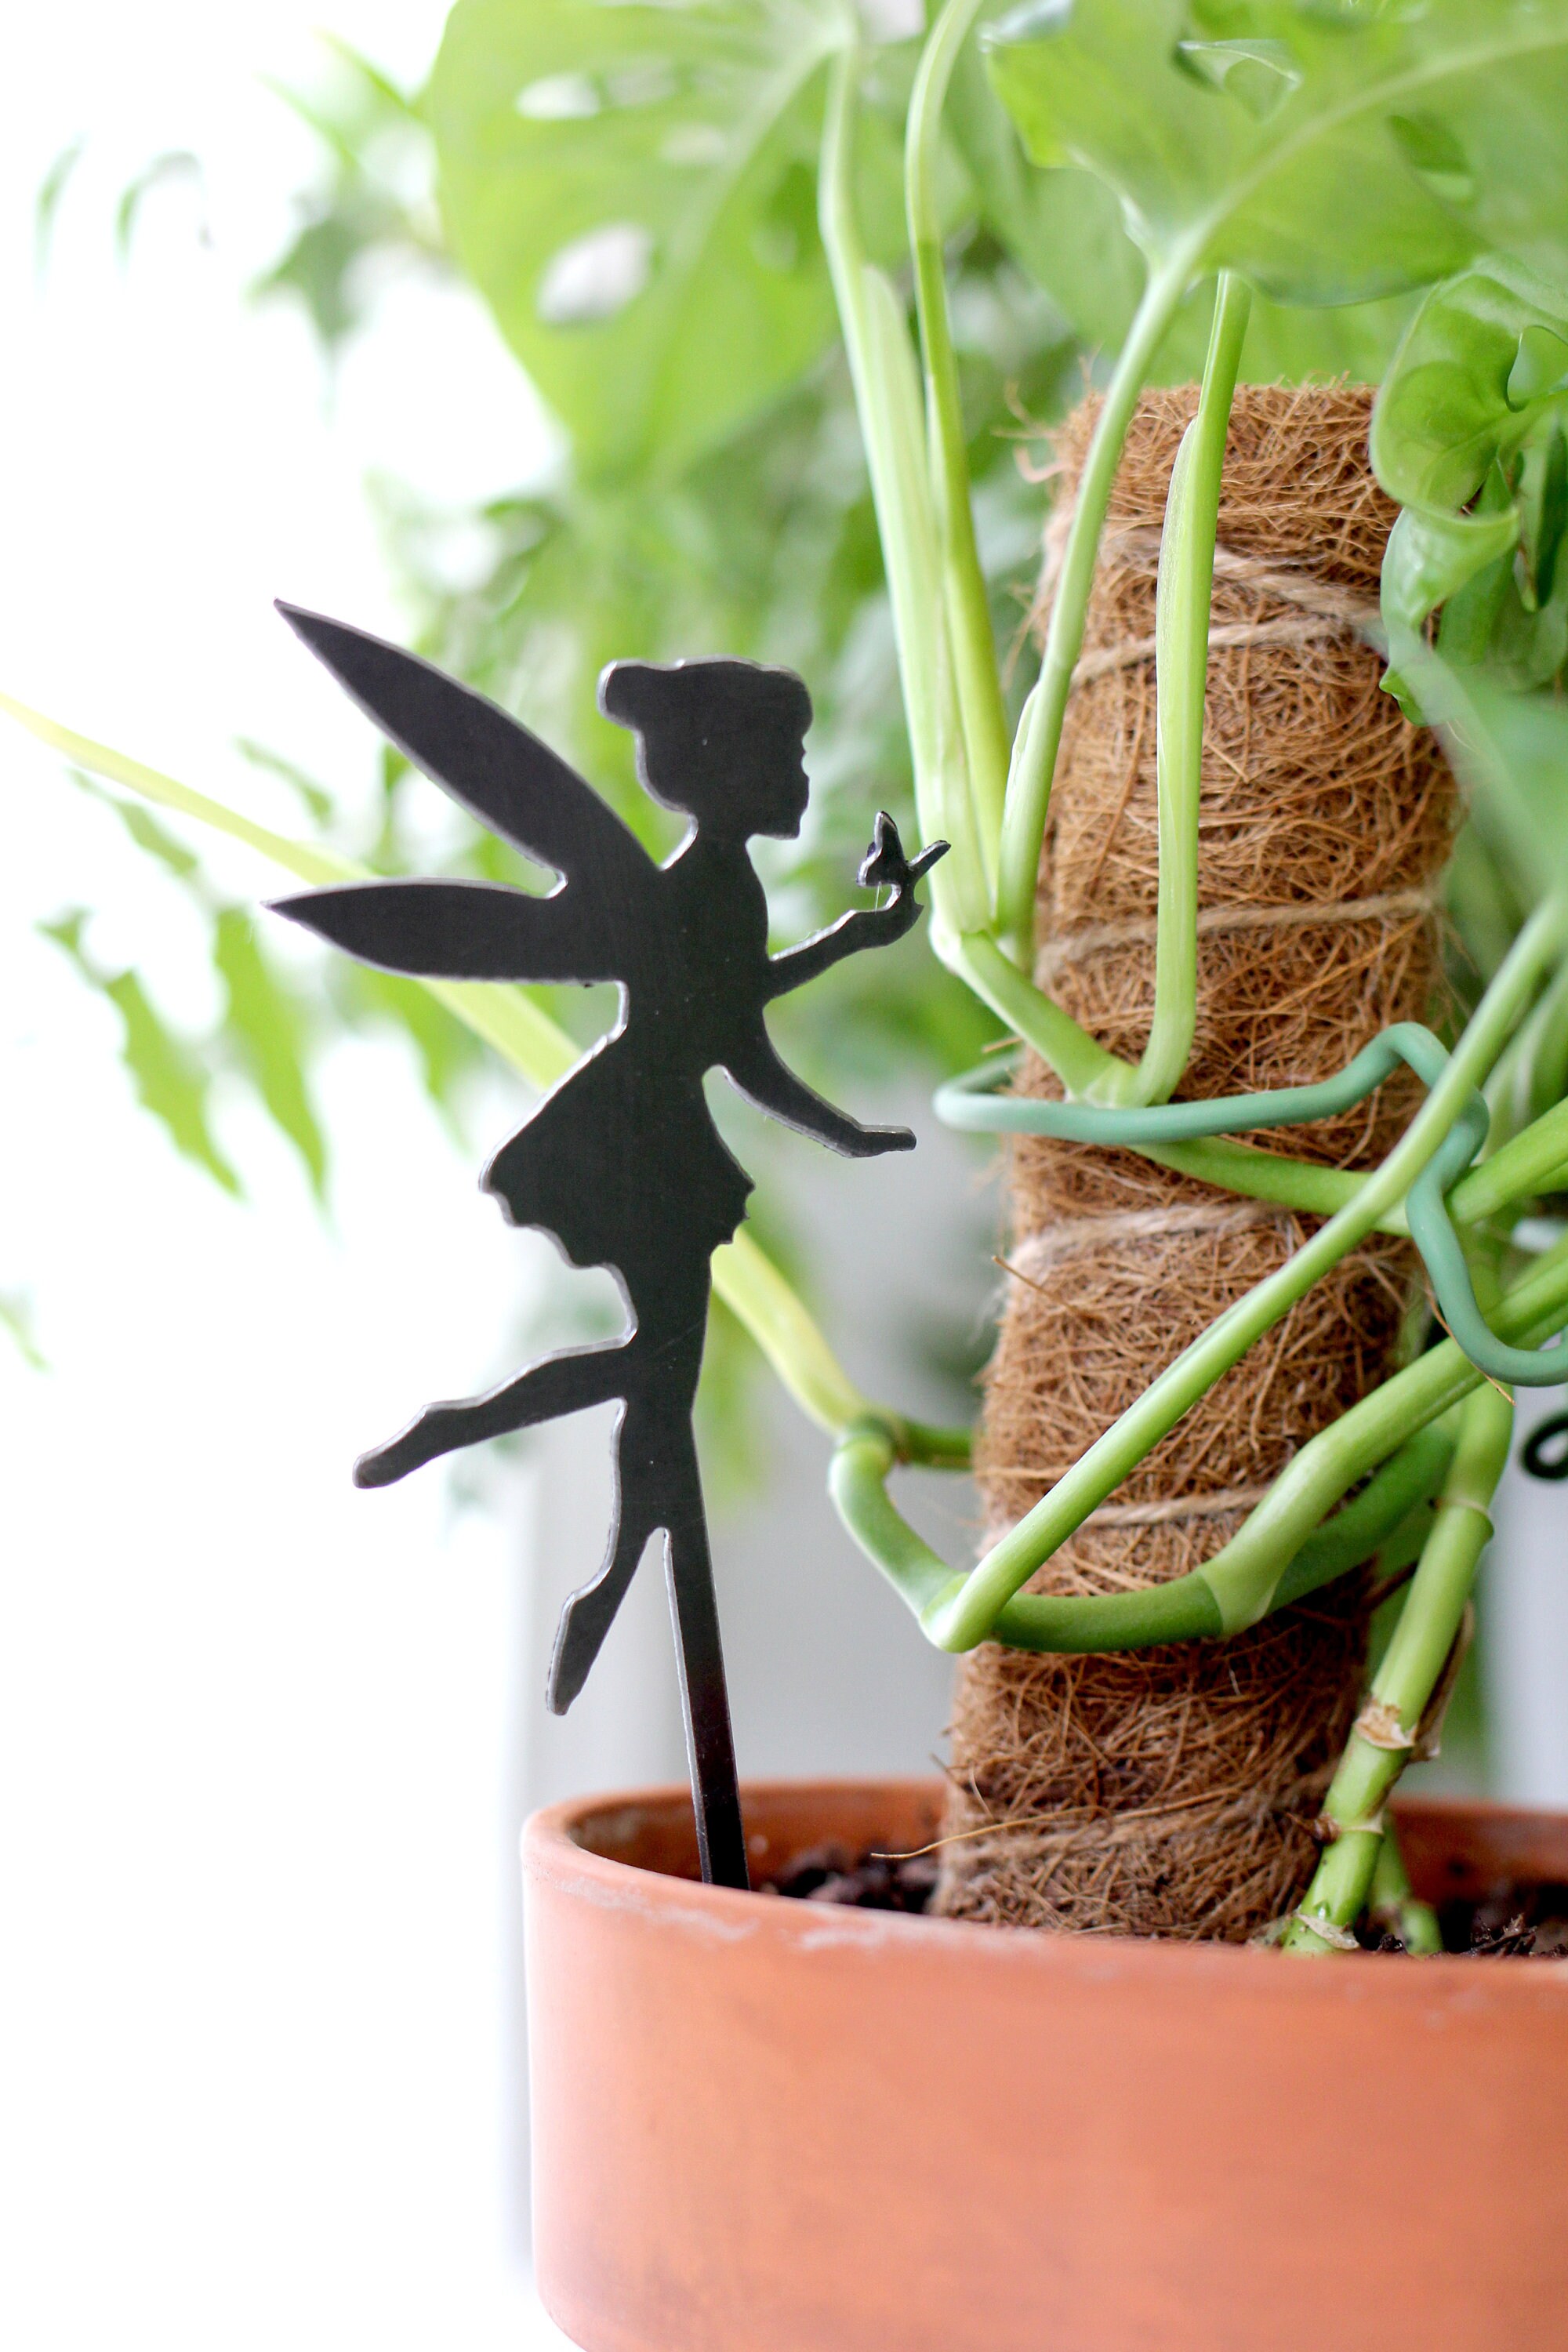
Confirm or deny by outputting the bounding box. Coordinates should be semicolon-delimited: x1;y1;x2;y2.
935;384;1457;1942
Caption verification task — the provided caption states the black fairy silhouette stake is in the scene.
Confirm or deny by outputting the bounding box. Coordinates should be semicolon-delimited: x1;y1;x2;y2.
272;606;945;1889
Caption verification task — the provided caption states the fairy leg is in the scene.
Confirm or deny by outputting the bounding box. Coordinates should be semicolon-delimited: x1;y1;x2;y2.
662;1417;748;1889
546;1273;745;1886
546;1410;661;1715
544;1352;688;1711
354;1340;629;1489
618;1273;746;1885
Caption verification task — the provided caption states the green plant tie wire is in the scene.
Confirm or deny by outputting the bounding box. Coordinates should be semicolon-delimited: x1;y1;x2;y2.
935;1021;1568;1389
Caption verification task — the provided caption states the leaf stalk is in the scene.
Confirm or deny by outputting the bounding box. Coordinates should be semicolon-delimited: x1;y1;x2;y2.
1284;1379;1514;1955
906;0;1011;892
1128;272;1250;1105
994;243;1201;962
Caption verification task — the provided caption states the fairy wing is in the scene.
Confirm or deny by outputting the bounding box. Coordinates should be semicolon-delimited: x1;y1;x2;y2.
270;875;624;983
278;604;659;921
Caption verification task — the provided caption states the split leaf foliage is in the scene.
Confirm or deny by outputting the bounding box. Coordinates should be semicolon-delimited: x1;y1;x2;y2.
985;0;1568;305
1374;261;1568;704
426;0;904;481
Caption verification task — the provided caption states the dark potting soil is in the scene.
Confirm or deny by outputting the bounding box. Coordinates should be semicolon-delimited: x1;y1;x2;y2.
761;1843;1568;1955
759;1842;938;1914
1365;1881;1568;1958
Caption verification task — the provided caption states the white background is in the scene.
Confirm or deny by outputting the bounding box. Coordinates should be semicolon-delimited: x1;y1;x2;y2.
2;8;1565;2351
0;5;569;2343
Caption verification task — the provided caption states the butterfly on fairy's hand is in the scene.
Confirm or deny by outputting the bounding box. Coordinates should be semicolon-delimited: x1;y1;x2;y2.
858;811;949;899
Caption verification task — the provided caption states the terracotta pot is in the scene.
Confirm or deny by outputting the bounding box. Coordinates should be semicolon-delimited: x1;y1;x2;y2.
524;1778;1568;2351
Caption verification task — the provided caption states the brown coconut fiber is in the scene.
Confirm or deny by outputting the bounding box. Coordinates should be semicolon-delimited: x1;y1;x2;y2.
935;383;1457;1942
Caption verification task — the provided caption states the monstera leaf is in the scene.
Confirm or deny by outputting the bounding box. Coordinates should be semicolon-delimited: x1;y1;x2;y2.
948;23;1410;383
1421;661;1568;913
1373;260;1568;702
985;0;1568;309
426;0;902;481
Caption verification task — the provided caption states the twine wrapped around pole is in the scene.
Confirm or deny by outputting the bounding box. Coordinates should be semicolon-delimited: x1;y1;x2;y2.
936;384;1457;1941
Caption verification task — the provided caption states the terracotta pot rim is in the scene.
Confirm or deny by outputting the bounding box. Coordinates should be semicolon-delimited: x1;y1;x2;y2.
528;1776;1568;2348
523;1773;1568;1998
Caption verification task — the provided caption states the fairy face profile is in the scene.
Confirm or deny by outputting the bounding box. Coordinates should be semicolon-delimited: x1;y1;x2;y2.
601;657;812;843
270;604;945;1886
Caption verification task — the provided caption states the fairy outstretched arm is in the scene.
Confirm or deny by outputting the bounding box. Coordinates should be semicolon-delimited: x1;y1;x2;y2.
271;876;623;985
764;814;946;1003
723;1022;915;1157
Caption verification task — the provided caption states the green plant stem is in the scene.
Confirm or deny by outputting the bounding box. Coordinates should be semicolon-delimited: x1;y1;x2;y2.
945;927;1127;1094
822;49;1122;1086
1199;1229;1568;1626
906;0;1010;891
0;691;904;1445
836;1224;1568;1652
1285;1381;1513;1955
944;1040;1568;1232
818;46;987;941
1367;1821;1443;1955
1148;1136;1385;1218
1450;1092;1568;1225
1131;273;1250;1106
1485;955;1568;1148
995;244;1200;962
936;1046;1396;1216
711;1230;870;1435
1157;1124;1568;1229
1525;963;1568;1126
1405;1095;1568;1387
939;1019;1568;1383
927;272;1262;1114
832;1416;1450;1643
840;32;1233;1110
923;902;1563;1651
961;279;1253;1108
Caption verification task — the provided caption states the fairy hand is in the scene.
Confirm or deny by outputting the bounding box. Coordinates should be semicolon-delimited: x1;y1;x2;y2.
763;815;947;1000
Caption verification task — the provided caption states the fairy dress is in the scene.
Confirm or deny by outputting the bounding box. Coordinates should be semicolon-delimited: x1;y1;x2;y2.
481;832;760;1286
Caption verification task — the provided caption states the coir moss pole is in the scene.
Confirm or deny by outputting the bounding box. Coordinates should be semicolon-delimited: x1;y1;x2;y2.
937;386;1456;1941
